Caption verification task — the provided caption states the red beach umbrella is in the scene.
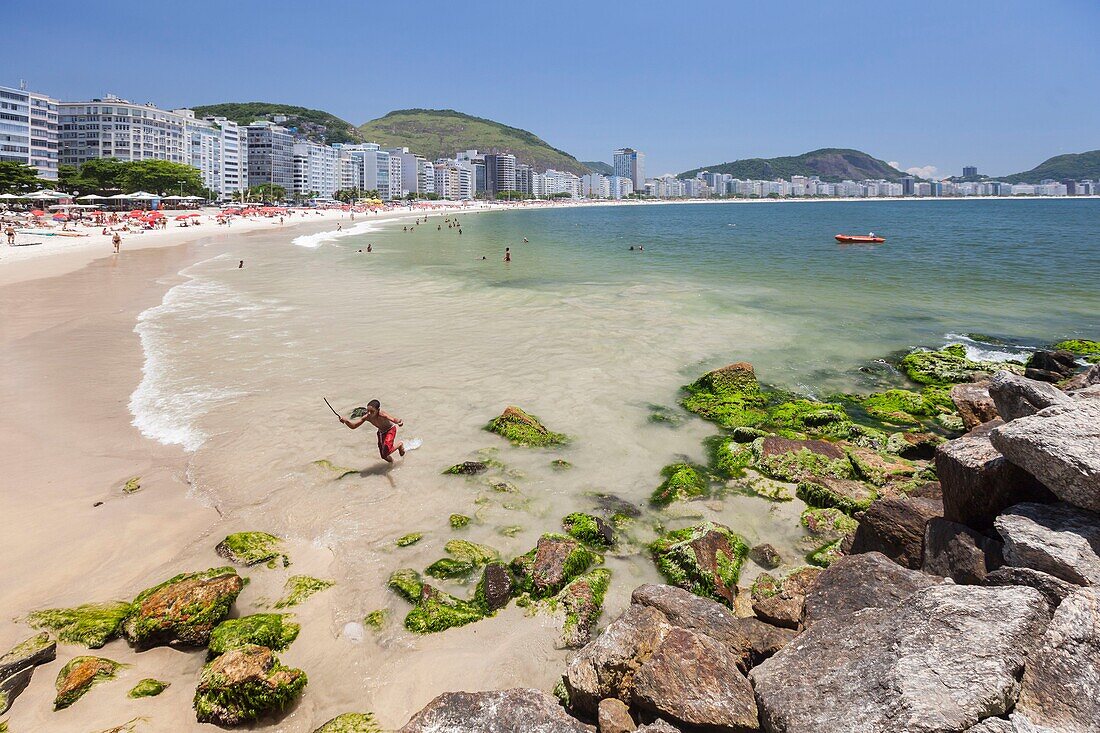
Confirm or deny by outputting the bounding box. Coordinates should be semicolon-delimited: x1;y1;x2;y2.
31;209;46;216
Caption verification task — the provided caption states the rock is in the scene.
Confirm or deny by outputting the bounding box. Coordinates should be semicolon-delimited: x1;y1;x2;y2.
563;512;615;548
648;522;748;607
313;713;383;732
399;688;592;733
988;370;1072;420
26;601;133;648
680;362;768;429
1;667;33;716
274;575;334;608
474;562;514;612
990;401;1100;512
795;477;876;515
630;584;795;671
983;566;1075;614
396;532;423;547
755;436;854;482
631;627;759;732
886;430;944;460
404;585;486;634
1071;383;1100;399
123;567;242;647
194;644;306;725
922;517;1003;583
966;417;1005;437
1063;363;1100;391
749;543;782;569
557;569;611;649
846;446;917;487
512;534;600;599
0;631;56;680
995;502;1100;585
54;656;122;710
388;569;424;603
800;507;859;542
444;461;488;475
450;514;471;528
127;678;169;698
649;463;710;507
1024;349;1080;381
486;406;568;447
750;567;820;630
208;613;300;656
967;719;1017;733
900;344;1012;385
802;551;940;627
598;697;635;733
936;433;1053;531
751;584;1051;732
636;723;680;733
1012;587;1100;732
215;531;288;567
951;380;999;430
848;495;943;569
564;604;673;716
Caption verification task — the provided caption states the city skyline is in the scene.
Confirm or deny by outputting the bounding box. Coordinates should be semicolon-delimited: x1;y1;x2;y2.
3;1;1098;177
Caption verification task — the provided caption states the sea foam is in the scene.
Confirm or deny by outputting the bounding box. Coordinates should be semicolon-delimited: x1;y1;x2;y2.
943;333;1034;363
291;219;377;248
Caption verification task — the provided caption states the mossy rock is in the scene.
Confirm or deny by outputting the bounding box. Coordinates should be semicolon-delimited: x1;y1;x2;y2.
122;477;142;494
859;389;936;423
899;344;1022;386
128;678;169;698
485;406;567;447
765;399;854;439
425;558;476;580
208;614;300;656
124;567;243;647
444;540;499;566
561;512;615;548
646;404;684;426
797;479;876;515
705;435;753;479
404;586;486;634
449;514;471;529
550;459;573;471
498;525;523;538
807;540;844;567
387;569;423;603
273;576;334;609
443;461;488;475
193;644;306;726
800;507;859;541
363;610;386;629
753;437;855;483
313;713;383;733
216;532;289;568
649;521;748;607
511;534;602;600
54;656;123;710
680;363;770;429
650;462;709;507
395;533;422;547
935;413;966;432
555;568;611;648
745;477;795;502
750;573;781;600
27;601;133;649
1052;339;1100;356
846;446;917;487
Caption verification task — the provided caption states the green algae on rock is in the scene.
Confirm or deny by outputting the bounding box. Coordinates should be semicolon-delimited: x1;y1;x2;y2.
443;461;488;475
807;539;844;567
561;512;615;548
193;644;306;726
744;477;795;502
425;558;476;580
387;569;424;603
474;563;514;613
554;568;611;648
550;459;573;471
753;436;855;483
313;712;383;733
128;678;169;698
124;567;243;647
796;479;876;515
646;404;684;426
363;610;386;629
846;446;916;487
273;576;333;609
208;614;300;656
444;539;499;566
395;533;423;547
859;389;936;423
705;435;753;479
511;534;601;600
800;507;859;541
1052;339;1100;357
54;656;123;710
216;532;289;568
649;521;748;607
899;344;1022;386
403;585;485;634
680;362;769;428
122;477;141;494
485;406;568;447
27;601;133;649
449;514;471;529
649;462;709;507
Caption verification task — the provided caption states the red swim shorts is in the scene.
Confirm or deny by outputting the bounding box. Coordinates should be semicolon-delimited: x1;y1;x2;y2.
377;425;398;458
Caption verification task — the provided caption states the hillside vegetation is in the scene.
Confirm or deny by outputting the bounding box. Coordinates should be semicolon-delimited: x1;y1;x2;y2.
358;109;588;175
189;102;364;145
679;148;908;182
583;161;614;175
999;150;1100;183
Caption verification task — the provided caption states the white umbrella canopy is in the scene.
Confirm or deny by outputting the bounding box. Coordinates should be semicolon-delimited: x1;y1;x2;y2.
127;191;158;200
0;193;22;199
182;195;205;200
77;194;107;201
108;193;132;199
27;190;68;199
161;195;184;200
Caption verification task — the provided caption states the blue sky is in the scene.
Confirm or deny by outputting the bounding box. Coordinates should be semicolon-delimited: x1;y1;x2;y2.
4;0;1098;176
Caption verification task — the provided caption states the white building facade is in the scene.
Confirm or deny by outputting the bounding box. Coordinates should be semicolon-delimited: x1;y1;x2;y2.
0;84;59;180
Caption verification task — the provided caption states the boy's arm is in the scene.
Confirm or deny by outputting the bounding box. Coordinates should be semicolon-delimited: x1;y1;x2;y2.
381;410;403;426
340;416;369;429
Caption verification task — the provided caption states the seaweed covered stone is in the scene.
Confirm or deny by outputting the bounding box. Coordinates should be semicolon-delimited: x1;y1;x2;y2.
27;601;134;649
649;462;709;507
54;656;122;710
705;435;754;479
474;563;514;613
561;512;615;548
800;507;859;542
443;461;488;475
193;644;306;725
313;713;383;732
395;533;422;547
274;576;334;609
387;569;424;603
860;389;938;423
124;568;243;648
128;678;169;698
216;532;289;568
900;343;1021;386
449;514;470;529
425;558;476;580
796;478;876;515
404;585;486;634
208;614;300;656
680;362;769;428
485;406;567;447
649;521;748;607
754;436;855;482
555;568;611;648
511;533;601;599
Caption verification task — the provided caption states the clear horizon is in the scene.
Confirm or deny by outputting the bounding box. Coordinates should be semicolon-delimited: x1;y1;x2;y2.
4;0;1098;177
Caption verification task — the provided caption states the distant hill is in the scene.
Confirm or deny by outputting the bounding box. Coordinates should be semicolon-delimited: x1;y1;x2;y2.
358;109;588;175
998;150;1100;183
189;102;364;145
583;161;614;175
679;148;908;182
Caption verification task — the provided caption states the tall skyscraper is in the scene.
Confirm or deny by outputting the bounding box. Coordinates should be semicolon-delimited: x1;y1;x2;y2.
613;148;645;190
962;166;978;178
0;83;59;180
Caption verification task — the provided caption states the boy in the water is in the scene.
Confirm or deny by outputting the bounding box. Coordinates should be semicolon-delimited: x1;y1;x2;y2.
340;399;406;462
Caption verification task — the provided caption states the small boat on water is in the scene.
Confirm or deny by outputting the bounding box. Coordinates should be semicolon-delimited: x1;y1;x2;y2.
835;234;885;244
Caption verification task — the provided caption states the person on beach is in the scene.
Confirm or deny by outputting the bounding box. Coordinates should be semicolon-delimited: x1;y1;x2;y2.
504;247;511;262
112;232;121;253
340;399;405;463
238;260;244;269
337;223;343;231
5;226;14;245
367;243;372;253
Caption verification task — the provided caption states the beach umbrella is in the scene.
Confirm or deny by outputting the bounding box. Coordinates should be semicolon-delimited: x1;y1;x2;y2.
77;194;105;201
174;215;191;221
127;191;158;200
0;193;20;200
52;213;69;221
30;209;46;216
109;193;132;199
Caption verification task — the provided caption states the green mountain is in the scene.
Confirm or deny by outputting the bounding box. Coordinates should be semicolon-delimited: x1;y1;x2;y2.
583;161;614;175
999;150;1100;183
679;148;908;182
358;109;588;175
189;102;364;145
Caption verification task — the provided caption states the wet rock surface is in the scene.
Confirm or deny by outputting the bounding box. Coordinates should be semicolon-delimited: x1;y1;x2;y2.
848;495;943;569
951;380;999;430
988;370;1072;421
922;517;1004;584
123;567;243;647
399;688;593;733
802;552;939;627
995;502;1100;585
193;644;306;725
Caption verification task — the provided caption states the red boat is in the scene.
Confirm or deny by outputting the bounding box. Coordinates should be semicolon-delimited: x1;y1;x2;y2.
835;234;886;243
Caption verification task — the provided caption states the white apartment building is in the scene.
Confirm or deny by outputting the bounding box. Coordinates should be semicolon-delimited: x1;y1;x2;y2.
541;169;582;198
433;163;461;200
179;112;224;195
245;121;294;191
609;175;633;199
60;95;188;167
581;172;611;198
0;83;59;179
337;144;393;199
203;116;248;195
613;148;645;190
292;140;339;198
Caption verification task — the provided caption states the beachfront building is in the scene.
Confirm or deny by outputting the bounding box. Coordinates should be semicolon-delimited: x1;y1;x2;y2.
203;116;248;196
608;175;633;199
613;148;645;191
245;121;294;191
59;95;188;167
292;140;339;198
433;162;461;200
484;153;516;195
346;145;392;199
178;111;224;196
581;172;611;198
0;83;60;180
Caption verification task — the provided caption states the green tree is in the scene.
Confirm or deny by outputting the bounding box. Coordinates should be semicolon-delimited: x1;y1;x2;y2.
0;161;44;194
245;183;287;203
66;158;128;195
122;160;205;196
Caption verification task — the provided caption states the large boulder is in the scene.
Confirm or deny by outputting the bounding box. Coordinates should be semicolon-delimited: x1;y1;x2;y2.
951;381;999;430
750;567;820;630
597;697;635;733
486;406;567;447
988;370;1071;421
649;522;747;607
512;534;600;600
990;401;1100;513
630;627;758;732
123;567;243;648
922;517;1003;584
848;495;943;569
399;689;592;733
1023;350;1080;382
755;437;854;483
1013;587;1100;732
193;644;306;725
802;551;939;627
983;566;1075;614
751;584;1051;732
994;502;1100;586
935;433;1053;531
1063;363;1100;391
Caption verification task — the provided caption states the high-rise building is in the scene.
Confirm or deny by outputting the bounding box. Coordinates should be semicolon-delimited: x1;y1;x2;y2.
613;148;645;190
514;164;533;195
962;166;978;178
483;153;516;195
203;116;248;196
245;121;294;191
60;95;189;167
901;176;916;196
292;140;338;198
0;83;59;180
